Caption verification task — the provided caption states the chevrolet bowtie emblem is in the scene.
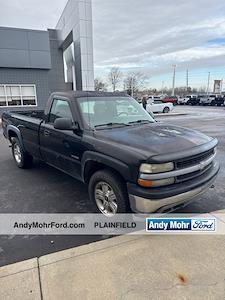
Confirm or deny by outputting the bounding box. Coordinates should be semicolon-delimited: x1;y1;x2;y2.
200;161;206;171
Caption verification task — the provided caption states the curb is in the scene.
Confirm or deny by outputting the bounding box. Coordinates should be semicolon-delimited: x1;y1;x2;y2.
156;113;188;117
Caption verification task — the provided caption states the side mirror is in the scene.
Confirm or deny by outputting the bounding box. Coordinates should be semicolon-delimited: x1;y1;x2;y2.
54;118;77;131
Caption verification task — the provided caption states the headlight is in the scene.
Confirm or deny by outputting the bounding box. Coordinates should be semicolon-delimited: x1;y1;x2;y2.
140;162;174;174
138;177;175;187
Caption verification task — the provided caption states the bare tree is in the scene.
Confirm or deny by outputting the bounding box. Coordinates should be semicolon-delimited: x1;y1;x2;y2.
94;78;108;92
198;86;207;93
108;67;122;92
160;86;199;97
124;72;146;97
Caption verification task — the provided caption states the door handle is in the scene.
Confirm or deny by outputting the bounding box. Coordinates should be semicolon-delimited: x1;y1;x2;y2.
44;130;50;137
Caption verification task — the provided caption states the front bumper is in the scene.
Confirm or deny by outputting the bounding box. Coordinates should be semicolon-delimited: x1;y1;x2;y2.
128;161;219;213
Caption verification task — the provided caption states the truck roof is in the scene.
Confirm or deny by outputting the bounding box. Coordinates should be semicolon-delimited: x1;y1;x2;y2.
51;91;129;100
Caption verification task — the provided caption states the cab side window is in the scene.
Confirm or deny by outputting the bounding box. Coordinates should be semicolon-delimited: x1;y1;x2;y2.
49;99;73;124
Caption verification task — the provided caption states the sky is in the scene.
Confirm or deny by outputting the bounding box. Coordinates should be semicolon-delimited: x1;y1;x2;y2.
0;0;225;91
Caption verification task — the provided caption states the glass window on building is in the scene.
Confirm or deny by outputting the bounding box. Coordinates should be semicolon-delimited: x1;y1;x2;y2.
0;84;37;107
0;86;6;106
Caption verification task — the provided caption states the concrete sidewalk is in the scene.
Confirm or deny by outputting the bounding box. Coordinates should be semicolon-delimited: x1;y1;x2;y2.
1;232;225;300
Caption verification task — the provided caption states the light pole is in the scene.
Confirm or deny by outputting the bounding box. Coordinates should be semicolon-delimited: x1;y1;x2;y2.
186;69;189;93
172;64;177;96
206;72;210;96
162;81;164;94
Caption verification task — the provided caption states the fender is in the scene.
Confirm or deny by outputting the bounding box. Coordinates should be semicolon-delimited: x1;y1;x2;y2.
7;125;25;150
81;151;131;182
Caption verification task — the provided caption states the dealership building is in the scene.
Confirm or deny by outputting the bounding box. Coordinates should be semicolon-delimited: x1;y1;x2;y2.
0;0;94;114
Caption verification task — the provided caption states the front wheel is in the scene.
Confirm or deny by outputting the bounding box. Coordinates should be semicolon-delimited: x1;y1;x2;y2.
11;137;33;168
88;169;129;216
163;107;170;113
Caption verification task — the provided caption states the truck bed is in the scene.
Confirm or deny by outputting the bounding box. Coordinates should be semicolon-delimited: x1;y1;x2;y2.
12;110;44;120
2;110;45;159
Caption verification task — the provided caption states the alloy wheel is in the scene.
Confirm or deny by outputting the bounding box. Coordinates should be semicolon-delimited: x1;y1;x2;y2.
94;181;118;216
13;143;22;164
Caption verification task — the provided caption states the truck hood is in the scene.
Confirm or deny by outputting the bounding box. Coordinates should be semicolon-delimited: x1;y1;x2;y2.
94;123;213;161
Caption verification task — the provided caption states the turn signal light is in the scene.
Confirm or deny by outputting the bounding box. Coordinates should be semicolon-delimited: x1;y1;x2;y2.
138;177;175;188
138;179;154;187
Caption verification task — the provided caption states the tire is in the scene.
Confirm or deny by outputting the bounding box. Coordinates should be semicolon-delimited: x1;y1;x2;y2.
163;107;170;113
11;137;33;169
88;169;130;216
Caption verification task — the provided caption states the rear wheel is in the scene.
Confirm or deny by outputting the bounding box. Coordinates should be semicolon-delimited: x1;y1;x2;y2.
11;137;33;168
88;169;129;216
163;107;170;113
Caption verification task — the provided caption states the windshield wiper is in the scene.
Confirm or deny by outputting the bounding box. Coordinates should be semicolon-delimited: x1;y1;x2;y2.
94;122;130;129
128;120;153;125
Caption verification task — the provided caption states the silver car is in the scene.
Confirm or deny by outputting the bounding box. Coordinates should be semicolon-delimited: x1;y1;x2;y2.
200;94;218;106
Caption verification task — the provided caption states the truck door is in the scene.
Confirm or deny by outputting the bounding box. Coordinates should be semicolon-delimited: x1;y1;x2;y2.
39;98;82;180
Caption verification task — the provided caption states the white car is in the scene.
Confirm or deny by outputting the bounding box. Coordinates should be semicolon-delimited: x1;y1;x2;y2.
146;100;174;114
178;96;188;105
178;95;197;105
147;96;163;103
199;94;218;106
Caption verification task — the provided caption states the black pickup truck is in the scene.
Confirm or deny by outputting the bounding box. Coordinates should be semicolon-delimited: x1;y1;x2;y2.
2;91;219;216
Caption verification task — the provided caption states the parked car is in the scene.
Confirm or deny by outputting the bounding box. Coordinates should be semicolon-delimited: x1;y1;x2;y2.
162;96;178;105
187;95;199;105
199;95;209;105
2;91;219;216
178;95;197;105
146;99;174;114
215;95;225;106
147;95;163;103
178;96;189;105
196;95;206;105
199;94;217;106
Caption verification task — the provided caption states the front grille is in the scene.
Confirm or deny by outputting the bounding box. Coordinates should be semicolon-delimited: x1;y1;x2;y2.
139;146;216;188
176;148;214;169
176;163;213;183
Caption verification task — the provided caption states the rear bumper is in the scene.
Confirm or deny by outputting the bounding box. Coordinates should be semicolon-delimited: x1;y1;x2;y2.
127;161;219;213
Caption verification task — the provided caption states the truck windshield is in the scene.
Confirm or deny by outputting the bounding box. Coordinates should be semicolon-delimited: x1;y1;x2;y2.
78;97;155;129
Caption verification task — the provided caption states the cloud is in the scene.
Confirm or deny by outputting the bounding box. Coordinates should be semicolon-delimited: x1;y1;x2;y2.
92;0;225;78
0;0;67;30
0;0;225;84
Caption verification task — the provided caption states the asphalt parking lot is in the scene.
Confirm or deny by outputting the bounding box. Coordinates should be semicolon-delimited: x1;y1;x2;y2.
0;105;224;266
